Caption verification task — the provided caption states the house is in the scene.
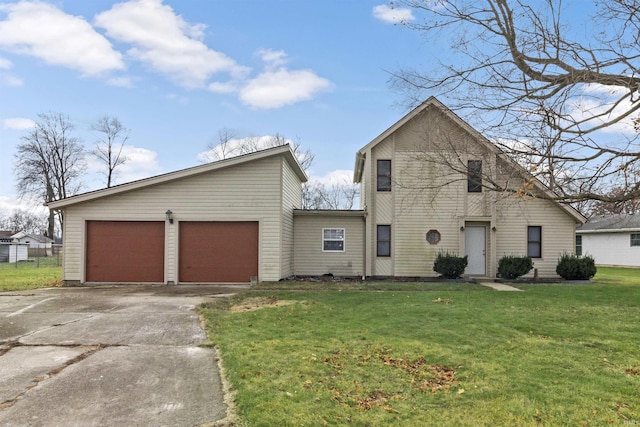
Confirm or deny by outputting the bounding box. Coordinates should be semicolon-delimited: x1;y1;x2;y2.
48;97;585;285
353;97;586;278
576;214;640;267
11;231;54;257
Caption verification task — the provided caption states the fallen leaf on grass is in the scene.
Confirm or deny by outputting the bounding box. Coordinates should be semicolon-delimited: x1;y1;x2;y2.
229;296;298;312
432;297;452;304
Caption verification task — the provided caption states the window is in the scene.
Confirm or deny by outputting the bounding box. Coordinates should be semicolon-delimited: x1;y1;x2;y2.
323;228;345;252
426;229;441;245
377;225;391;257
468;160;482;192
377;160;391;191
527;226;542;258
631;233;640;247
575;235;582;256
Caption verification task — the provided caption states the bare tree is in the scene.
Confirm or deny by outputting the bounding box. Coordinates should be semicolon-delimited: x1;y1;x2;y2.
14;112;85;237
204;130;315;172
91;115;129;188
201;128;237;162
302;180;360;210
0;208;48;235
393;0;640;205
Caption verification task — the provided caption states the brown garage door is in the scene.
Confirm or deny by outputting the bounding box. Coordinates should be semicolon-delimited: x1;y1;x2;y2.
179;221;258;283
86;221;165;283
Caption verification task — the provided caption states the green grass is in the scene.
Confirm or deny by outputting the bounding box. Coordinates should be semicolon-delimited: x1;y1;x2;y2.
594;266;640;286
201;270;640;426
0;258;62;291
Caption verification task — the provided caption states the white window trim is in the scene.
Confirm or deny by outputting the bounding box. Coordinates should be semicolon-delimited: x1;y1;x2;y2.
322;228;346;252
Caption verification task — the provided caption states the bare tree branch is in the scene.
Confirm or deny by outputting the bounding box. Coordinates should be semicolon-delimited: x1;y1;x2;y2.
14;112;85;236
393;0;640;207
91;116;129;188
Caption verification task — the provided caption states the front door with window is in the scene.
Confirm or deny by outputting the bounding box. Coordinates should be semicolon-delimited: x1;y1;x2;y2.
465;226;486;275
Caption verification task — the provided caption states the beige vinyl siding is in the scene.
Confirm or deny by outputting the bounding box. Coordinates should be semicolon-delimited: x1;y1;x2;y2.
371;137;394;276
280;158;303;278
293;215;365;276
357;98;582;279
495;196;576;277
393;151;468;276
165;221;177;283
359;172;367;209
62;156;284;283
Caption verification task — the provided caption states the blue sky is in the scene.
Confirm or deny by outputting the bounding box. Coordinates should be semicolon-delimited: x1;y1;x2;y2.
0;0;436;213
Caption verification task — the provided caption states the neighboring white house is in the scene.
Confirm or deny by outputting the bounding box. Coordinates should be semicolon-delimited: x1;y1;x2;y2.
0;231;29;263
48;98;586;285
11;231;54;256
576;214;640;267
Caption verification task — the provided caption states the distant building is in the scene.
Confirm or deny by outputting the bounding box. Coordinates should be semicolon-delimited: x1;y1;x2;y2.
0;230;28;263
576;214;640;267
11;231;54;257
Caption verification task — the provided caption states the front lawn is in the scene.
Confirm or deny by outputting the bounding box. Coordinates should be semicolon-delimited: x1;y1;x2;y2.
201;272;640;426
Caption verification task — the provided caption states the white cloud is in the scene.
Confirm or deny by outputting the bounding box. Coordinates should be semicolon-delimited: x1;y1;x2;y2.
239;66;332;109
87;145;161;186
207;49;331;109
307;169;354;187
3;117;35;130
0;57;11;69
565;84;637;135
106;76;133;87
0;72;22;86
207;81;238;94
372;4;415;24
94;0;249;88
0;196;48;216
257;48;288;69
0;1;124;76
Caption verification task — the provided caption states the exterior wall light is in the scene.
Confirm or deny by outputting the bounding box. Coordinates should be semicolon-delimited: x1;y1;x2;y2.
165;209;174;224
460;226;465;231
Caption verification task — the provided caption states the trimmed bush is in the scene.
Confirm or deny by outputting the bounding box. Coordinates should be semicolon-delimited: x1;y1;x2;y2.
433;252;468;279
556;253;597;280
497;255;534;280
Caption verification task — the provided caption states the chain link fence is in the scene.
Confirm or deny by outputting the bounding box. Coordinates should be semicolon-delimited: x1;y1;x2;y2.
0;243;63;268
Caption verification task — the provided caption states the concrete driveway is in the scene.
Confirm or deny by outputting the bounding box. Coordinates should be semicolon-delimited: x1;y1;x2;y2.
0;285;247;427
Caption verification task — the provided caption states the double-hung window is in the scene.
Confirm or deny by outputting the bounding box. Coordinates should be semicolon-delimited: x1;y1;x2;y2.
575;235;582;256
468;160;482;192
377;225;391;257
527;226;542;258
377;160;391;192
631;233;640;247
323;228;345;252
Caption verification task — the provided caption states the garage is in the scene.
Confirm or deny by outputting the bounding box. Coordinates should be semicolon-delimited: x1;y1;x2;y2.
179;221;258;283
86;221;165;282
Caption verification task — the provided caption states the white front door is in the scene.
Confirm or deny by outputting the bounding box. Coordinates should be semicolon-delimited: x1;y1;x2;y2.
465;226;486;275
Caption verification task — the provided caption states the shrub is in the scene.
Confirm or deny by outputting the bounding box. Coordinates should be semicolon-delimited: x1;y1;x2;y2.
433;252;468;279
497;256;534;280
556;253;597;280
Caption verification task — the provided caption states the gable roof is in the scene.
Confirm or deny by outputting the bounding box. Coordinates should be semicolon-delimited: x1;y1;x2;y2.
353;96;587;224
576;214;640;233
11;231;54;243
0;230;16;242
48;144;307;210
